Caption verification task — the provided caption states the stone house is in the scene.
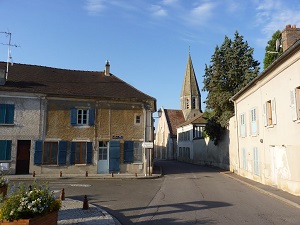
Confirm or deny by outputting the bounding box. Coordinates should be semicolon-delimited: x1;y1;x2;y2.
0;61;156;175
229;24;300;195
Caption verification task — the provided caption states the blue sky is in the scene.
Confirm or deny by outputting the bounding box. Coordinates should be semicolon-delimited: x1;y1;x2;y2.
1;0;300;116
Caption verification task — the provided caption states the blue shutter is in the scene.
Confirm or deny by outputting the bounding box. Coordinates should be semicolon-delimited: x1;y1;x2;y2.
70;108;77;126
6;140;11;160
6;104;14;124
70;142;76;164
88;109;95;126
0;140;7;160
124;141;134;163
86;142;93;164
0;104;6;124
58;141;67;165
34;140;43;165
109;141;120;172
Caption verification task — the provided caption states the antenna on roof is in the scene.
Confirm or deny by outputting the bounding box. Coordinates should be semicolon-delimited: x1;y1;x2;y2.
267;39;282;54
0;31;20;80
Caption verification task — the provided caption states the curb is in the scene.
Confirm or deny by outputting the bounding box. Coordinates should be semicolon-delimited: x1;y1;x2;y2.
222;172;300;209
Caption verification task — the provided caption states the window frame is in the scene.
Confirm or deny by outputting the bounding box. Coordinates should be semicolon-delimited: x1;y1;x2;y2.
74;142;87;164
250;108;258;136
77;109;89;126
42;142;58;165
290;87;300;121
240;113;246;137
134;142;143;162
0;104;14;125
99;141;108;160
264;99;277;127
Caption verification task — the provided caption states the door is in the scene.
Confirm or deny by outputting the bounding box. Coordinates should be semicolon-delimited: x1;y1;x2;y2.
97;141;109;174
109;141;120;173
16;140;31;174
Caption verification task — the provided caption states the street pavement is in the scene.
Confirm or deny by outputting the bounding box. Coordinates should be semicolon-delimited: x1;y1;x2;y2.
4;166;300;224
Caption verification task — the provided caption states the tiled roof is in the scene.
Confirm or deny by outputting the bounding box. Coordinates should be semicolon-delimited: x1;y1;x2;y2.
0;62;156;103
177;113;207;127
164;109;185;137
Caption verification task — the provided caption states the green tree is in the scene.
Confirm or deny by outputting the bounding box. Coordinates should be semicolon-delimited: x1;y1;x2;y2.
202;31;260;144
263;30;283;69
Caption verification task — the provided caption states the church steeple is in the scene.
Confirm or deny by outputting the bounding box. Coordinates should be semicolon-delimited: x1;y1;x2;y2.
180;52;201;120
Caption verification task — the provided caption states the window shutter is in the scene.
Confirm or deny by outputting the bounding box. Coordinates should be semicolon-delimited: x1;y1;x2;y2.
290;90;297;121
86;142;93;164
263;103;267;126
253;147;259;175
58;141;67;165
251;109;257;136
0;104;6;123
6;104;14;124
70;142;76;164
34;140;43;165
6;140;11;160
70;108;77;125
124;141;134;163
88;109;95;126
272;98;277;125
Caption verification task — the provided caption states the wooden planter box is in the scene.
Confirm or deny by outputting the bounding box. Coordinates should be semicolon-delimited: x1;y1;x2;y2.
0;211;58;225
0;185;7;196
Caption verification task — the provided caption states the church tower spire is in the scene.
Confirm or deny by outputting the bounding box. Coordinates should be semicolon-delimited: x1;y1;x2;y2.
180;52;202;120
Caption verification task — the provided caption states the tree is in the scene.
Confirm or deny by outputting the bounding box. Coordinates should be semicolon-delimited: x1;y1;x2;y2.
263;30;283;69
202;31;260;144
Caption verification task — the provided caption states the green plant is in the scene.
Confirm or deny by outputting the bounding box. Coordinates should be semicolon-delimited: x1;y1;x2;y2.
0;181;61;221
0;174;8;188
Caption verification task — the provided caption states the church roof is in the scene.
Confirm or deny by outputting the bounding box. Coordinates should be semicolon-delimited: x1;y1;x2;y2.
180;53;201;97
177;113;207;127
164;109;185;137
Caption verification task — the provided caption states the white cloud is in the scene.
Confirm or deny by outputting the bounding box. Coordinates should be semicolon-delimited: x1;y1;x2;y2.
161;0;179;6
254;0;300;43
187;2;216;26
150;5;168;17
84;0;106;16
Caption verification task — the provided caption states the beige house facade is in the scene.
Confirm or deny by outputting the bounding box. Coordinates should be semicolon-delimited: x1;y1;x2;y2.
0;61;156;175
230;25;300;195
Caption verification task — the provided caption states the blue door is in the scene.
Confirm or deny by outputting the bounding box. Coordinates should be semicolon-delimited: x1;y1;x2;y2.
109;141;120;172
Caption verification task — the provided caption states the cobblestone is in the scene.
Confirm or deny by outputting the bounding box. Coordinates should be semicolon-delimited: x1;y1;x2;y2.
58;198;115;225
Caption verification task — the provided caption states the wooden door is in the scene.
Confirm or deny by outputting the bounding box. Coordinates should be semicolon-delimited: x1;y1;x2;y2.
16;140;31;174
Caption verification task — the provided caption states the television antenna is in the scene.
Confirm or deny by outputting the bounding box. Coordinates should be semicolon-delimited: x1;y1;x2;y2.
267;39;282;54
0;31;20;79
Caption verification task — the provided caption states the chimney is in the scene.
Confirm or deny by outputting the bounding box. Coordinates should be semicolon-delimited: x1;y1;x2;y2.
282;24;300;52
104;60;110;76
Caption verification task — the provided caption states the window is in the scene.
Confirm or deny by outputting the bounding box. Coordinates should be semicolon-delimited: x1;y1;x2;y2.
99;141;108;160
192;97;196;109
240;113;246;137
193;126;204;139
134;142;142;162
253;147;259;175
70;108;94;126
290;87;300;121
135;115;141;124
124;141;134;163
250;108;258;136
264;99;276;126
70;142;93;164
0;104;14;124
43;142;58;165
34;141;67;165
242;148;246;170
186;98;189;109
0;140;11;160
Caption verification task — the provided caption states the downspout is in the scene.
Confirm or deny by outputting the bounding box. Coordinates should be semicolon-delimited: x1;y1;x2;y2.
143;105;147;175
233;100;240;174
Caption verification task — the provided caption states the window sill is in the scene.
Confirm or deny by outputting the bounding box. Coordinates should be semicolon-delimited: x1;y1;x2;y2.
266;125;274;128
133;162;142;164
0;123;15;126
41;164;60;167
75;164;88;166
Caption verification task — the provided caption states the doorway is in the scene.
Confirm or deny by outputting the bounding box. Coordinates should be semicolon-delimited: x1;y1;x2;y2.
97;141;109;174
16;140;31;174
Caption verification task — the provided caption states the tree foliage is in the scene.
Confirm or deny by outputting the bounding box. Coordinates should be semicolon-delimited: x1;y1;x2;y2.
263;30;283;69
202;31;260;144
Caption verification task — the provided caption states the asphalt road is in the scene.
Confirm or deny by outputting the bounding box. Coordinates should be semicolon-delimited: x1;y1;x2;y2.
13;161;300;224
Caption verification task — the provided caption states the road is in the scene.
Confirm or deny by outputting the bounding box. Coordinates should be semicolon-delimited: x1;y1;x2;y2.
16;161;300;224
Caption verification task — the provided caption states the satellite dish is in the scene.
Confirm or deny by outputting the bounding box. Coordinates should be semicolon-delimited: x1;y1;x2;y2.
275;39;281;52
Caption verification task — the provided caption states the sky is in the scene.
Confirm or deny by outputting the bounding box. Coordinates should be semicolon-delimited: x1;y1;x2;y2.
1;0;300;117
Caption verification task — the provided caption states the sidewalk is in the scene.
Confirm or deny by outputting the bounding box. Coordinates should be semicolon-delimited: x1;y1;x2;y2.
222;171;300;209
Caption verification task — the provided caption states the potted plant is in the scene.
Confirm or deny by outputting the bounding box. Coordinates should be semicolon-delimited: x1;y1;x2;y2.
0;175;8;197
0;182;61;225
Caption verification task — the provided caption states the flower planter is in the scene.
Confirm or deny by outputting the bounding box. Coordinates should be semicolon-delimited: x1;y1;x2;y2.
0;185;7;196
0;211;58;225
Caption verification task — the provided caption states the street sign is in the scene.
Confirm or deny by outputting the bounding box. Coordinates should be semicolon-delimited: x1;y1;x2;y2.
142;142;153;148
